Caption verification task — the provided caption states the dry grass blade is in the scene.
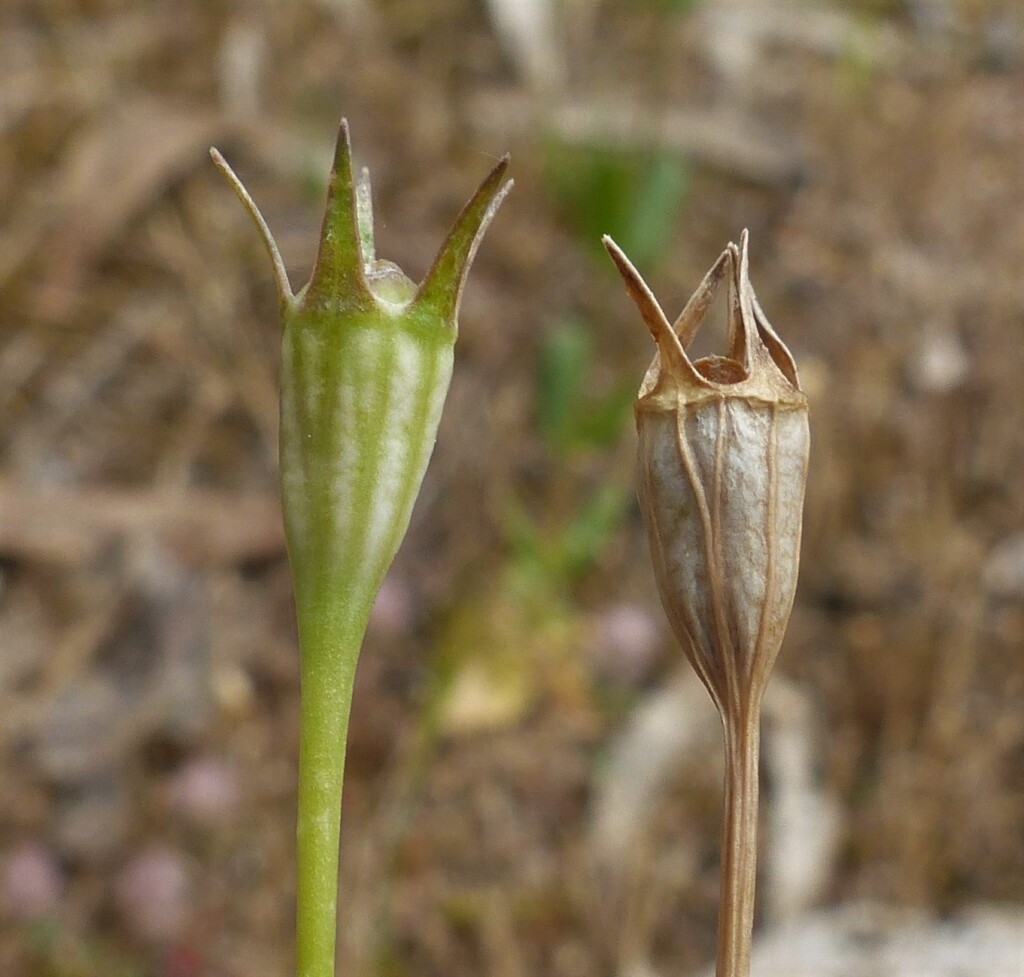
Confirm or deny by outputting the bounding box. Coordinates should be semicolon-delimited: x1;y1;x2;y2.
0;480;283;566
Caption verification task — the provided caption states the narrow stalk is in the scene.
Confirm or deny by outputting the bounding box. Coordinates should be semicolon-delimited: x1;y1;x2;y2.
295;605;365;977
716;710;761;977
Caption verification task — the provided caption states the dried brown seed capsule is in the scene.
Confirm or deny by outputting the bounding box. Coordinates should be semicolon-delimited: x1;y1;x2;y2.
605;230;809;977
605;230;808;714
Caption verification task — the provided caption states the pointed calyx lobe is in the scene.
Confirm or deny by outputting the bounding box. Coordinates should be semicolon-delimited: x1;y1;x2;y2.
604;231;803;410
414;154;512;328
211;119;512;327
305;119;376;310
607;233;809;712
307;121;512;322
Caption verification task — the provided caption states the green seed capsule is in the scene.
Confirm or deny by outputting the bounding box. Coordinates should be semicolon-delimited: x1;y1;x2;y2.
214;122;510;626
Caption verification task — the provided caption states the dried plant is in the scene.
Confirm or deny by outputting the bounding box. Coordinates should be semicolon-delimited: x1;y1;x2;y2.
604;230;809;977
212;122;510;977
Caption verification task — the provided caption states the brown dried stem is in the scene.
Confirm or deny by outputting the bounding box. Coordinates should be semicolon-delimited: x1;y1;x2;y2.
717;709;761;977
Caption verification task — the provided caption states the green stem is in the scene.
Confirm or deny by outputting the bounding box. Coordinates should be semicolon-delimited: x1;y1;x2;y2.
295;600;367;977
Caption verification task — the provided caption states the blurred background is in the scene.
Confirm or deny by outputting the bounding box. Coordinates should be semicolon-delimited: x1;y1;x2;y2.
1;0;1023;975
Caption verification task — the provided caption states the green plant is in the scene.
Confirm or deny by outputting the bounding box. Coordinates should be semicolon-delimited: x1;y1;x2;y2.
537;316;635;456
546;144;690;269
212;121;510;977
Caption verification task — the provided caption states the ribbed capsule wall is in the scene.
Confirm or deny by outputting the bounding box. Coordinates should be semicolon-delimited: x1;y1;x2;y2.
636;396;808;706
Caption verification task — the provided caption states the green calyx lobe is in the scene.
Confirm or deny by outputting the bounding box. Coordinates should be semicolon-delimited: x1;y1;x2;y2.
301;120;511;325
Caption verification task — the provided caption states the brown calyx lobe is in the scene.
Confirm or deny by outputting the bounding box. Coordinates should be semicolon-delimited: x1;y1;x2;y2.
608;231;805;419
